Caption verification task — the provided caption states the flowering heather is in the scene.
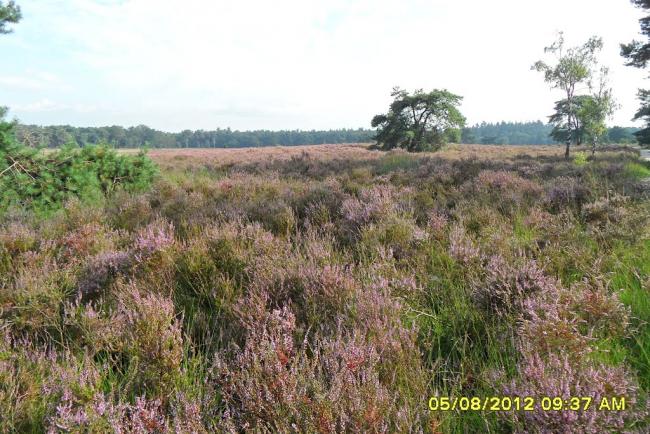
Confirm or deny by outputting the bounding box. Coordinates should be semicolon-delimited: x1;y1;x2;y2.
341;184;412;236
474;170;542;197
470;253;565;319
117;285;183;395
567;279;631;339
216;307;425;432
0;221;37;254
545;176;591;210
427;209;449;237
58;223;107;263
448;224;481;264
77;250;132;298
500;352;644;434
0;145;648;432
132;219;175;262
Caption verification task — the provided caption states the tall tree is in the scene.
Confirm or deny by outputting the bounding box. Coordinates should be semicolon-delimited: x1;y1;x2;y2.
622;0;650;146
371;88;465;152
621;0;650;68
547;68;617;153
0;1;20;34
581;67;617;154
1;1;21;150
548;95;591;145
533;32;603;158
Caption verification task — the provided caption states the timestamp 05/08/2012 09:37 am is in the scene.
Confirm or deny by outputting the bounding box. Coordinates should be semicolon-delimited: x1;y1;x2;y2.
428;396;627;412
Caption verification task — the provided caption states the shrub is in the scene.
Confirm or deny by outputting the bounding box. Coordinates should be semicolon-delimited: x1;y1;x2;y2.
359;217;427;260
116;285;184;397
0;143;157;213
448;224;481;264
573;151;588;167
581;194;629;225
215;306;426;432
500;352;644;433
472;255;560;317
545;176;591;211
77;250;132;300
132;219;175;263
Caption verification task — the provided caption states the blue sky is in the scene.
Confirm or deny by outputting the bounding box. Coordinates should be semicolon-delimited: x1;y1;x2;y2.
0;0;648;132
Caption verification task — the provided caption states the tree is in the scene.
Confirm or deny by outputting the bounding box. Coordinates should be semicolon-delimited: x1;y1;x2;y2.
460;127;476;144
0;107;15;149
1;1;20;150
548;68;617;154
580;67;617;154
0;1;21;34
532;32;603;158
371;88;465;152
622;1;650;146
548;95;591;145
621;0;650;68
607;126;639;144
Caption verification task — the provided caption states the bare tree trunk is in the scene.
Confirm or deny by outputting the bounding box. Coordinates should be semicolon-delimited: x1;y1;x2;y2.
565;130;571;159
565;86;574;160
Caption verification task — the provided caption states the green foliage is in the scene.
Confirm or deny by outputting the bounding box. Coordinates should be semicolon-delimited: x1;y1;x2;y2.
624;161;650;179
573;151;588;167
609;239;650;390
0;122;157;213
548;96;591;145
533;32;605;158
631;89;650;146
461;121;637;145
371;87;466;152
622;1;650;146
607;126;639;144
621;0;650;69
0;0;20;34
15;124;375;149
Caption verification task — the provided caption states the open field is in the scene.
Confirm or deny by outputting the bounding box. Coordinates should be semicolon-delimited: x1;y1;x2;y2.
1;144;649;432
120;143;568;169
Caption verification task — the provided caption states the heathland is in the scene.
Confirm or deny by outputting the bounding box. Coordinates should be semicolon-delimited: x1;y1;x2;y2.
1;143;648;432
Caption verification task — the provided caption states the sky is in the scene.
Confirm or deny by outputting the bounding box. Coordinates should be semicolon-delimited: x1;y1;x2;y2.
0;0;648;132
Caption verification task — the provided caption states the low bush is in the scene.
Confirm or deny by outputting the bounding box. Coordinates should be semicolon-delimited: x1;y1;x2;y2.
1;131;157;213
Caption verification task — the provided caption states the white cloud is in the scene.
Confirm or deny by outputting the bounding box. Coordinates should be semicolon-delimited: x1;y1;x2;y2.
13;98;98;113
0;71;66;90
5;0;649;130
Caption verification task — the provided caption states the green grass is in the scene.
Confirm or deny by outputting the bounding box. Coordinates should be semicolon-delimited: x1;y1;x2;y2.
624;161;650;179
609;239;650;391
374;152;421;174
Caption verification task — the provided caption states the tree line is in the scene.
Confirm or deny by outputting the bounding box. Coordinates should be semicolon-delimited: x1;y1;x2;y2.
461;122;638;146
13;122;639;149
14;125;375;149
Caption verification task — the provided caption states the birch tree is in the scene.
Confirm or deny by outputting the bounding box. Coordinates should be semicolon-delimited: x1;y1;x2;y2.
532;33;603;158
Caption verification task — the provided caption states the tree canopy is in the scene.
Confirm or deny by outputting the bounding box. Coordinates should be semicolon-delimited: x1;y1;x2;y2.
533;33;605;158
547;67;616;152
0;1;20;34
622;0;650;146
13;124;375;149
371;88;465;152
621;0;650;68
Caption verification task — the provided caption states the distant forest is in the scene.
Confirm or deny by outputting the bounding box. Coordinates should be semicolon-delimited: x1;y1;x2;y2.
461;121;639;145
15;121;639;148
